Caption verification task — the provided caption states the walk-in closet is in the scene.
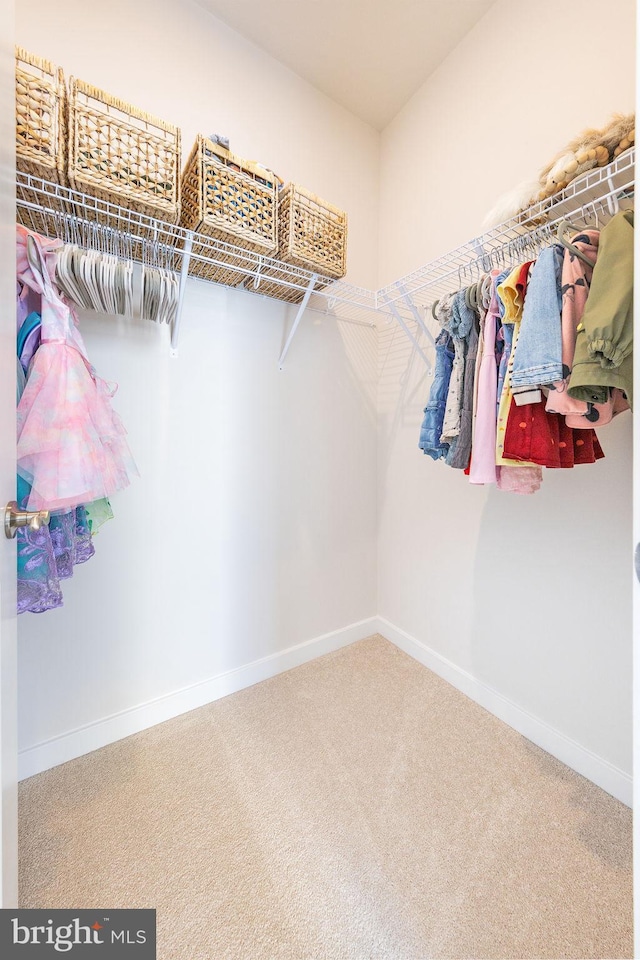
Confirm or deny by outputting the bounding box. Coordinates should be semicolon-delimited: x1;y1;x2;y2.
0;0;636;957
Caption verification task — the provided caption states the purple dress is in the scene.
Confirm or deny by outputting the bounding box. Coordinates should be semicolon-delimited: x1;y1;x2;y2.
16;310;97;615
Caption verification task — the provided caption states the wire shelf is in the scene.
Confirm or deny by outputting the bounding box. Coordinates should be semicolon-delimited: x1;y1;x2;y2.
16;171;381;327
378;147;635;315
16;146;635;362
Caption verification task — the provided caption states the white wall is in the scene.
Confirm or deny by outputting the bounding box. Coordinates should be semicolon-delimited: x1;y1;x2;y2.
16;0;379;759
378;0;635;776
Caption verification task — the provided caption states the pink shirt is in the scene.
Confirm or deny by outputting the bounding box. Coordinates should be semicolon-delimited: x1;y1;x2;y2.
469;272;501;485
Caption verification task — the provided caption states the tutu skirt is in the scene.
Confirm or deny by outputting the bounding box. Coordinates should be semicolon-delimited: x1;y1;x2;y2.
17;342;138;512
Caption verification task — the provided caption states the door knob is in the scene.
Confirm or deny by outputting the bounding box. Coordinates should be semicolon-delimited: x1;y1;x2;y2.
4;500;50;539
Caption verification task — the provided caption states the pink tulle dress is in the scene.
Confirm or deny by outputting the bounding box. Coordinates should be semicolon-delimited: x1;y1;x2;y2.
16;225;137;512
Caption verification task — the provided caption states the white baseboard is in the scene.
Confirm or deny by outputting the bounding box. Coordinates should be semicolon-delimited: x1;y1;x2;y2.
375;616;632;808
20;614;632;808
18;617;378;781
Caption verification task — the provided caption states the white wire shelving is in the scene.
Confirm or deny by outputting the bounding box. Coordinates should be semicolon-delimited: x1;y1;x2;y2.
16;146;635;367
16;172;381;364
378;147;635;365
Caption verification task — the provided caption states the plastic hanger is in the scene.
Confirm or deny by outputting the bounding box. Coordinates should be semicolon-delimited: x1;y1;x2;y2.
123;260;134;317
556;220;596;268
26;234;52;297
464;283;477;311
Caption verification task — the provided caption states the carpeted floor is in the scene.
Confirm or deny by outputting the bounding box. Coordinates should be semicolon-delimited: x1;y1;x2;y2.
19;635;632;960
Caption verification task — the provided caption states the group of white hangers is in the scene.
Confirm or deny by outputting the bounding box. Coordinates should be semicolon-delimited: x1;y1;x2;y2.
53;244;178;325
141;265;179;325
55;245;135;317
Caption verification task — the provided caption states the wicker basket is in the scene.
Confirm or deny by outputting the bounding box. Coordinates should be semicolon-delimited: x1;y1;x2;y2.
258;184;347;302
67;78;181;223
16;48;67;235
179;135;279;285
279;184;347;276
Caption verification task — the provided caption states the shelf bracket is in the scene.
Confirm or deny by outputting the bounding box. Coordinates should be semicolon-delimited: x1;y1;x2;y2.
397;283;436;348
254;256;264;290
386;301;432;372
278;273;318;370
170;231;194;357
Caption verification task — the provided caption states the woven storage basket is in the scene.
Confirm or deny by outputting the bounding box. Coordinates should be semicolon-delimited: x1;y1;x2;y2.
179;135;279;285
16;47;67;235
258;184;347;302
16;47;66;181
67;78;181;223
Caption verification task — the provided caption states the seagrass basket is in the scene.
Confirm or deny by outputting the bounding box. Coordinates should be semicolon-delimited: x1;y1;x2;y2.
16;47;66;181
67;78;181;223
279;184;347;276
179;135;279;285
15;48;67;235
258;185;347;302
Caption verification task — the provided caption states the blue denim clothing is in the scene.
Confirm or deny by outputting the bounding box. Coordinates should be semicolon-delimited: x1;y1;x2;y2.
440;290;474;447
419;328;454;460
510;245;563;401
448;299;480;469
496;319;514;417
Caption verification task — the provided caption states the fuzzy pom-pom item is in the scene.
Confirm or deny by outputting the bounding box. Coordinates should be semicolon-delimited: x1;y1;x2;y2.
482;179;540;229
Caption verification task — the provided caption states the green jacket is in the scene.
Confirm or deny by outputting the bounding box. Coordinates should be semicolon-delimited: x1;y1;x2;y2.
568;209;634;409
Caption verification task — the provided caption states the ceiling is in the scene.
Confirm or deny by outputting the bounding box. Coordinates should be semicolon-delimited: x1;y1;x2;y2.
193;0;497;130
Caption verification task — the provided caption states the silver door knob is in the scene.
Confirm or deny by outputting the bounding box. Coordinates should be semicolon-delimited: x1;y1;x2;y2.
4;500;50;539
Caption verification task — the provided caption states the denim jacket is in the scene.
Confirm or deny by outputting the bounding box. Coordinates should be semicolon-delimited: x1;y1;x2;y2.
510;245;563;403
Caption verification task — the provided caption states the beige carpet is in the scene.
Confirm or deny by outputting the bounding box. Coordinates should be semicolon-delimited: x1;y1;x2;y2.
19;635;632;960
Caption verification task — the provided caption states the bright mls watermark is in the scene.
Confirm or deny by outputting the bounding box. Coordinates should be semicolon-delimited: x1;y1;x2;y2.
0;909;156;957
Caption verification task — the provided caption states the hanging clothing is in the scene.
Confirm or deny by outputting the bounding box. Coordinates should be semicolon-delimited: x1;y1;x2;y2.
468;271;504;485
418;212;632;494
544;230;600;421
568;210;634;409
496;464;542;495
18;310;42;374
439;292;465;447
543;230;629;428
503;397;604;468
449;296;479;470
16;224;138;512
510;245;563;404
494;260;543;494
16;327;63;614
16;312;98;615
15;227;123;614
495;261;536;464
469;274;492;459
419;328;454;461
